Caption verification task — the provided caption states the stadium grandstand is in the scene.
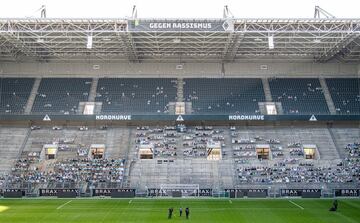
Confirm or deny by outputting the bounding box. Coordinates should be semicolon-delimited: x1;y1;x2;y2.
0;3;359;223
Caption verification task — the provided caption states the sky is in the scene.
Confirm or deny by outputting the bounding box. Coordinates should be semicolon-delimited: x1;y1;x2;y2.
0;0;359;19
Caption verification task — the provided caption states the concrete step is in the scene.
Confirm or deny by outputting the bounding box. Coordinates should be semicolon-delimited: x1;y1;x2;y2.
262;78;273;102
24;78;41;114
88;77;98;102
177;78;184;102
319;77;336;115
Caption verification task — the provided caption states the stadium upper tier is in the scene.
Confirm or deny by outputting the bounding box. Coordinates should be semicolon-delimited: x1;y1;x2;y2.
0;77;359;115
184;78;265;114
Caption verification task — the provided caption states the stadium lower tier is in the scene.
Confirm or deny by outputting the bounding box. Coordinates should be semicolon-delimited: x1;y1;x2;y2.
0;124;359;198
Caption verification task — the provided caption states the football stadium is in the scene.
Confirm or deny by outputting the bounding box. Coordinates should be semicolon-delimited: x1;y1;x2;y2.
0;1;359;222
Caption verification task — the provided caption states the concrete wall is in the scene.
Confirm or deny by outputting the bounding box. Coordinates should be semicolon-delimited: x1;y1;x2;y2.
0;61;358;78
225;62;358;78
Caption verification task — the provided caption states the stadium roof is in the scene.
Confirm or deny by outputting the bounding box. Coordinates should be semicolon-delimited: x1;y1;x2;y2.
0;18;359;63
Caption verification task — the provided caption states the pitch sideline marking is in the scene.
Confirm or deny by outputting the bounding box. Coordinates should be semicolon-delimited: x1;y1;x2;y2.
288;200;304;210
229;200;232;204
57;200;72;210
56;207;296;211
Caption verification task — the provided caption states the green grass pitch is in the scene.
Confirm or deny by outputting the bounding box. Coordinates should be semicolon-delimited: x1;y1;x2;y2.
0;198;359;223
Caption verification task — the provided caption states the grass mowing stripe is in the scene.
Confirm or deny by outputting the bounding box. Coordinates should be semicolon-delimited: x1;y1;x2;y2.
342;200;360;209
288;200;304;210
56;200;72;210
99;200;121;223
333;211;360;223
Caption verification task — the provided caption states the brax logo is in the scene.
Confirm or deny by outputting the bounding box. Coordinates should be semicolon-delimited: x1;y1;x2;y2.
96;189;111;193
341;189;358;195
302;189;319;193
5;189;20;192
117;189;133;192
42;189;57;193
248;189;265;193
283;190;298;194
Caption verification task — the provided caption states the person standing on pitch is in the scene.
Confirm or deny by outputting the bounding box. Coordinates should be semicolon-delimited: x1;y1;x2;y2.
333;199;338;210
185;207;190;219
168;207;172;219
179;207;183;217
329;199;338;211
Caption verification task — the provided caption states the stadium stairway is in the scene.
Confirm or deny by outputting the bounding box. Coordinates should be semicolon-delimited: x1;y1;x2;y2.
24;77;41;114
0;127;29;174
295;127;340;160
88;78;98;102
21;129;50;157
121;128;135;188
185;102;193;114
17;128;31;158
328;127;360;159
319;77;336;115
105;127;131;159
218;159;235;188
262;78;273;102
177;78;184;102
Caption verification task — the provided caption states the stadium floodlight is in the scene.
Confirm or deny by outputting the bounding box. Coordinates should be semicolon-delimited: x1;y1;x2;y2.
87;34;93;49
268;35;274;49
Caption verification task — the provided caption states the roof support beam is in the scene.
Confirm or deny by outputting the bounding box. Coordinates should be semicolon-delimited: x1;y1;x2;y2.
119;32;139;62
0;19;359;63
316;33;360;62
222;32;244;62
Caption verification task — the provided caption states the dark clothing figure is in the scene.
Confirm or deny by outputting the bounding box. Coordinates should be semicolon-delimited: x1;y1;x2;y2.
179;208;183;217
329;199;338;212
168;208;174;219
185;207;190;219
